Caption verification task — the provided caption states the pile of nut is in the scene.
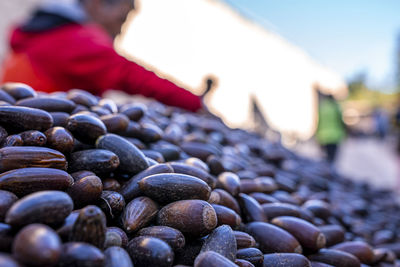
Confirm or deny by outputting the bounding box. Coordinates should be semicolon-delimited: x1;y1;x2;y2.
0;82;399;267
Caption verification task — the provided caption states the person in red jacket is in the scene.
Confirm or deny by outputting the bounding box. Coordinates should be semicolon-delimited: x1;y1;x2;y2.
1;0;202;112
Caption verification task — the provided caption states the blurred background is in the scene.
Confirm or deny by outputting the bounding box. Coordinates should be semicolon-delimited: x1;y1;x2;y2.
1;0;399;190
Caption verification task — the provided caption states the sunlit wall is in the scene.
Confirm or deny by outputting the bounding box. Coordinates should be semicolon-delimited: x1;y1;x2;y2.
118;0;346;139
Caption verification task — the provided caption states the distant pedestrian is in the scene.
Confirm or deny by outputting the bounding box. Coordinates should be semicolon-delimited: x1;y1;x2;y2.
316;92;346;163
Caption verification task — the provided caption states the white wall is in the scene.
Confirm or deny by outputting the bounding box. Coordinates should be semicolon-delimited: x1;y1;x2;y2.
118;0;346;139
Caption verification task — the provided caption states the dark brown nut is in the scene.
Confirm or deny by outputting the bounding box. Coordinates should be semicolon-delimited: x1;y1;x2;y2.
0;135;23;147
119;163;174;202
19;130;46;146
104;246;133;267
263;253;311;267
200;225;237;262
5;190;73;227
69;149;120;174
217;172;240;196
67;89;98;107
214;189;241;215
1;83;36;100
91;106;112;116
16;97;76;112
271;216;326;252
240;177;277;194
70;170;96;180
308;249;361;267
71;105;89;114
261;203;302;219
98;191;125;219
100;114;130;133
249;193;278;204
121;104;146;121
302;200;331;220
56;210;80;241
212;204;241;228
246;222;302;254
185;157;210;172
0;190;18;222
120;121;141;138
181;141;221;161
0;223;14;252
121;196;158;234
0;146;67;172
0;253;22;267
318;225;345;247
238;193;267;223
207;155;225;176
44;127;74;155
151;143;181;161
0;167;73;197
0;106;53;132
66;113;107;144
194;251;237;267
0;89;16;104
234;230;256;249
157;200;217;237
136;226;185;251
169;162;217;189
103;178;121;191
135;123;163;143
142;150;165;163
104;227;129;248
139;173;211;204
235;259;255;267
67;175;103;207
96;133;149;175
49;112;69;127
13;224;61;267
127;236;174;267
58;242;105;267
236;248;263;267
331;241;374;264
70;205;106;248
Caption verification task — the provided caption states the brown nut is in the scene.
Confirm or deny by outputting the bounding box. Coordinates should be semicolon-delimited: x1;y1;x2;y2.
157;200;217;238
211;204;241;228
127;236;174;267
70;205;107;248
12;224;61;267
16;96;76;112
271;216;326;252
67;175;103;207
0;168;73;197
58;242;105;267
121;196;158;234
194;251;237;267
308;249;361;267
0;146;67;172
44;127;74;155
104;246;133;267
139;173;211;204
19;130;46;146
0;190;18;222
5;190;73;227
136;225;185;251
237;193;267;223
0;106;52;132
200;225;237;262
245;222;302;254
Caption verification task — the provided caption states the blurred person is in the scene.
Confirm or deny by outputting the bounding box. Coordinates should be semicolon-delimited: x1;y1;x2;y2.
316;92;346;164
0;0;202;112
372;107;389;139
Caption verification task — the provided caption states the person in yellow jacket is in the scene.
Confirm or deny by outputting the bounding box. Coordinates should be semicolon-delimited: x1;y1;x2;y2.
316;93;346;163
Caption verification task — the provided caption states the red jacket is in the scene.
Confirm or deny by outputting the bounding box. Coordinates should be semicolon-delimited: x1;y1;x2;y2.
1;23;202;112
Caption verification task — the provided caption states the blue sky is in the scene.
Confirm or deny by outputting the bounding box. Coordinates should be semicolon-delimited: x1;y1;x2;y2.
222;0;400;89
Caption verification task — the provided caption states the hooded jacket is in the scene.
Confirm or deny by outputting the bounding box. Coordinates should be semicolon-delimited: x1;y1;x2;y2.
1;2;202;112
